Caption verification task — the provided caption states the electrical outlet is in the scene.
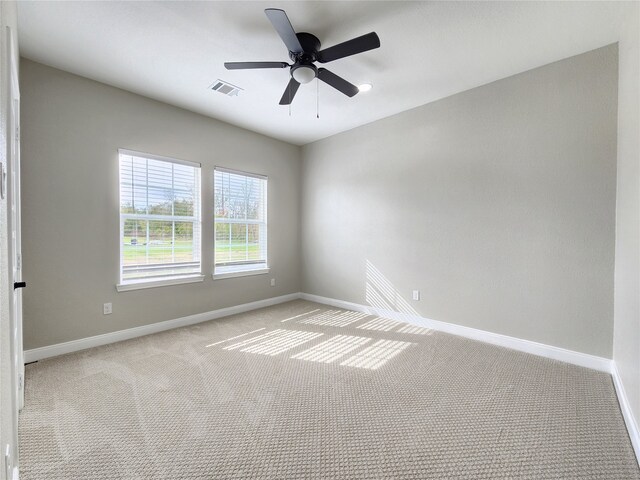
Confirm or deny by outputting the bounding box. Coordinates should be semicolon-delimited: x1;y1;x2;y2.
412;290;420;301
270;278;276;287
103;303;112;315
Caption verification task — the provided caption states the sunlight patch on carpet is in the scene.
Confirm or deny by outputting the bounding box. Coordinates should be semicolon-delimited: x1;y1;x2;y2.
224;329;323;356
356;317;403;332
298;310;369;327
396;324;434;336
291;335;372;364
340;339;414;370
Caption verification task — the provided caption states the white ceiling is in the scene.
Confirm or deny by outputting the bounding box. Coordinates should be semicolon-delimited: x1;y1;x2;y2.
17;1;628;146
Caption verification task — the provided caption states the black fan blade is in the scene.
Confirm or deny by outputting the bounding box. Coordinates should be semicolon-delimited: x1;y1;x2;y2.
225;62;289;70
317;32;380;63
317;68;359;97
265;8;303;54
279;78;300;105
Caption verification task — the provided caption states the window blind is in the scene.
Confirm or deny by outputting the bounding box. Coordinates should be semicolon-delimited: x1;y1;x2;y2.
214;167;267;274
119;150;201;283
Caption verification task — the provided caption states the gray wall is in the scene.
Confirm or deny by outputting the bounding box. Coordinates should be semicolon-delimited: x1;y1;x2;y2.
20;59;301;350
613;2;640;448
301;45;618;358
21;45;623;362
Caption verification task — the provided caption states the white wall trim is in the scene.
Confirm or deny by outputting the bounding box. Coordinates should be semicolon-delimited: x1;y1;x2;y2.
300;293;613;373
611;362;640;462
24;293;301;363
26;291;612;372
116;274;205;292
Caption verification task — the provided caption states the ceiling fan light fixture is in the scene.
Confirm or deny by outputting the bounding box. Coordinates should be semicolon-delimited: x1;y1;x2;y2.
291;64;317;84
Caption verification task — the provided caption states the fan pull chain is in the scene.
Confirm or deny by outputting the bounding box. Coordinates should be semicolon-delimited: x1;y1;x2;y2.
316;78;320;119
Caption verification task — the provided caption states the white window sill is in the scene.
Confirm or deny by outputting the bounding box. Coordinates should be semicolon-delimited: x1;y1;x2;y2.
116;274;205;292
212;267;270;280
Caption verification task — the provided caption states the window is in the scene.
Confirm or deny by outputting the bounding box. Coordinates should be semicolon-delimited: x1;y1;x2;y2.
118;149;202;288
214;167;268;278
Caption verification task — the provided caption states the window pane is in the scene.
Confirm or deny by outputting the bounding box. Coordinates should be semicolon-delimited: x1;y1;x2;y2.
120;155;149;214
215;223;232;264
214;168;267;272
122;220;200;280
123;219;148;266
148;186;172;215
147;159;173;188
214;173;227;218
174;163;196;189
247;223;263;261
174;194;194;216
148;220;173;262
246;177;264;221
174;222;195;262
119;152;201;283
229;223;247;262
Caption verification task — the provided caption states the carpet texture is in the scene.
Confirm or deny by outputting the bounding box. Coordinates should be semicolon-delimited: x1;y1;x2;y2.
19;300;640;479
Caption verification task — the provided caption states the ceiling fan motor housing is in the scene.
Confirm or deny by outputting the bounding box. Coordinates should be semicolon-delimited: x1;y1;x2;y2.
289;32;321;62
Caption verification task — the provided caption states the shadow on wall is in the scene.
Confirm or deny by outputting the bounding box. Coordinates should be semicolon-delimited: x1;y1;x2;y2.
365;260;419;317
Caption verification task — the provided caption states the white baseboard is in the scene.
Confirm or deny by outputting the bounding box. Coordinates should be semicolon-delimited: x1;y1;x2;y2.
24;293;302;363
300;293;612;373
26;291;612;372
611;362;640;462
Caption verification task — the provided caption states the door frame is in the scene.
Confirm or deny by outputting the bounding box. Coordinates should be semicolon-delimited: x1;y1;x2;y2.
8;24;23;411
4;22;22;480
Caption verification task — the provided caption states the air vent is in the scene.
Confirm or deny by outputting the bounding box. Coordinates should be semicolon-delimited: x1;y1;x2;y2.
209;79;243;97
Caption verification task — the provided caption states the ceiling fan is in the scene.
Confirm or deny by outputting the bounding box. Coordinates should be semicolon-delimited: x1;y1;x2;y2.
224;8;380;105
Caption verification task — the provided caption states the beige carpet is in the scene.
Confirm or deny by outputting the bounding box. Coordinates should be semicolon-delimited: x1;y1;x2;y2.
19;300;640;479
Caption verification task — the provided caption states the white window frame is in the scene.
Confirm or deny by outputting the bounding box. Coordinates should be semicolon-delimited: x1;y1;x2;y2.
213;166;268;279
117;149;203;291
